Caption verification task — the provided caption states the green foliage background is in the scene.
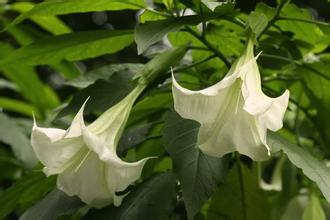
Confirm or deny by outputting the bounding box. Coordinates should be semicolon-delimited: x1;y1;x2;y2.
0;0;329;219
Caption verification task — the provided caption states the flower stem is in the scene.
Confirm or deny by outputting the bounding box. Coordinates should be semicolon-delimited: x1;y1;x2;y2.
258;0;286;39
173;54;216;72
235;152;247;220
184;26;231;68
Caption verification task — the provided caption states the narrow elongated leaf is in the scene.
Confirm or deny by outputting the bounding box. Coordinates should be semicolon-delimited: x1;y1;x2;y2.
268;132;330;202
206;164;270;220
84;172;177;220
0;98;41;118
3;19;80;79
0;30;134;66
8;0;145;28
10;2;71;35
0;113;37;168
163;110;228;220
0;42;59;111
20;189;83;220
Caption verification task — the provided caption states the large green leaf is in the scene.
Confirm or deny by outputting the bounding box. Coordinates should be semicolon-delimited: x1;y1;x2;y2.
0;30;134;66
20;189;83;220
8;0;145;28
0;171;56;220
268;132;330;202
276;4;326;47
10;2;71;35
84;172;177;220
0;113;37;168
206;164;270;220
163;110;228;220
299;60;330;146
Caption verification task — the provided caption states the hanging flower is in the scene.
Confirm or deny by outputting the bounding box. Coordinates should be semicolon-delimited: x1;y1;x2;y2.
172;38;289;161
31;84;150;208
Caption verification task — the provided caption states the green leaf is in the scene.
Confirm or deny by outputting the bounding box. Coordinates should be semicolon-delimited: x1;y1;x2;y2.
117;122;154;157
84;172;177;220
268;132;330;202
163;110;228;220
303;193;326;220
66;63;143;88
299;61;330;146
3;19;80;79
247;11;268;38
0;97;41;118
57;71;135;118
20;189;83;220
135;15;202;54
0;171;56;220
206;164;270;220
0;30;134;66
276;4;325;47
135;4;235;54
0;42;59;111
0;148;21;182
0;113;37;168
8;0;145;28
128;93;172;126
10;2;71;35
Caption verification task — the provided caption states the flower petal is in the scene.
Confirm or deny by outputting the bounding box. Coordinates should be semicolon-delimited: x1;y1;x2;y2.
58;126;150;207
241;58;290;131
197;88;269;161
57;151;114;208
64;98;89;138
172;73;236;124
31;123;84;176
88;84;145;145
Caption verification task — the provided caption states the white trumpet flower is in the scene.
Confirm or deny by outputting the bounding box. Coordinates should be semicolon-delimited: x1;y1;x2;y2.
31;84;150;208
172;39;289;161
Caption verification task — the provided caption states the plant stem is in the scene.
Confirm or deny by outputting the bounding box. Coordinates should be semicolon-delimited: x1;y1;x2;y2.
278;16;329;26
184;26;231;68
235;152;247;220
258;1;286;39
173;55;216;72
